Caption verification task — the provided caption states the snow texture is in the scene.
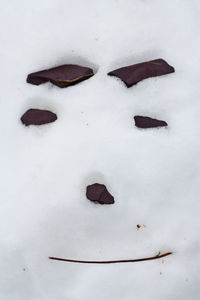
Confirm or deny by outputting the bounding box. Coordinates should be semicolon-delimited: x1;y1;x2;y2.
0;0;200;299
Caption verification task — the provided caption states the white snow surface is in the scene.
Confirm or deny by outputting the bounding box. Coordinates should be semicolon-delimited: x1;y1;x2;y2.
1;0;200;299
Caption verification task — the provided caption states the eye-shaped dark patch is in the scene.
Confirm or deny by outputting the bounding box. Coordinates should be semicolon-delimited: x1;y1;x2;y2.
134;116;167;128
21;108;57;126
27;64;94;88
86;183;114;204
108;59;175;88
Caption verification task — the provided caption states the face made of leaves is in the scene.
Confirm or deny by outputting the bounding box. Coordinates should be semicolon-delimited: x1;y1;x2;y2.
20;57;175;263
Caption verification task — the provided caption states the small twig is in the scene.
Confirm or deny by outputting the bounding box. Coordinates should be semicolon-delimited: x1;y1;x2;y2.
49;251;172;264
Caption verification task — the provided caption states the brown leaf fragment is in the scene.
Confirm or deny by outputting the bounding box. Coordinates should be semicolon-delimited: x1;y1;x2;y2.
27;64;94;88
21;109;57;126
86;183;114;204
108;59;174;87
134;116;168;129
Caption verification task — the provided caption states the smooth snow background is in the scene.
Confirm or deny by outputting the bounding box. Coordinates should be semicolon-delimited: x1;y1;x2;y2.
0;0;200;299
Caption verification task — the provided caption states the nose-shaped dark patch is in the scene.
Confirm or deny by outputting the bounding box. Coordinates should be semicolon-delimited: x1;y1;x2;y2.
21;108;57;126
27;64;94;88
134;116;168;128
86;183;114;204
108;58;175;87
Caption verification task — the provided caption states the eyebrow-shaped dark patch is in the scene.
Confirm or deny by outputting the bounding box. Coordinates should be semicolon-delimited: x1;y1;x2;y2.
108;59;175;87
27;64;94;88
86;183;114;204
134;116;168;128
21;108;57;126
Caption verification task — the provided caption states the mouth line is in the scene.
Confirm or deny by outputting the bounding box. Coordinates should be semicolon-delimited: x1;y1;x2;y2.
49;251;172;264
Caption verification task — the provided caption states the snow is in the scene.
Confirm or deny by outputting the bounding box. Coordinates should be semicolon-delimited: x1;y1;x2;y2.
0;0;200;299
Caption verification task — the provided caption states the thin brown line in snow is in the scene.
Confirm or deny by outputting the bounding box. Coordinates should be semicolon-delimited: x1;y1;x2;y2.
49;252;172;264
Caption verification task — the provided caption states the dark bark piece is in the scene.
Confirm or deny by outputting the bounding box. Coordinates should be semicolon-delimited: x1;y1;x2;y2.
86;183;114;204
27;64;94;88
108;59;175;87
21;109;57;126
134;116;168;129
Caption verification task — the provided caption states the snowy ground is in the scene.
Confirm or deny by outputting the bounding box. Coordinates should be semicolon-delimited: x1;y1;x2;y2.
1;0;200;299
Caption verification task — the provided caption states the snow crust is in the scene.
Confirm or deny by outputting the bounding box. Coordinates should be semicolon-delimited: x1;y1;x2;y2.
0;0;200;299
